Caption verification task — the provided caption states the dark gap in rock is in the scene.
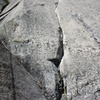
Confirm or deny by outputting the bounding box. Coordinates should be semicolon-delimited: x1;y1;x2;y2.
85;82;89;86
39;4;45;6
57;27;64;61
47;27;64;68
48;26;64;100
96;89;100;93
0;1;20;17
0;14;7;21
1;3;8;12
93;37;100;44
94;89;100;96
56;26;64;100
55;71;64;100
54;2;58;8
47;58;60;68
1;0;9;13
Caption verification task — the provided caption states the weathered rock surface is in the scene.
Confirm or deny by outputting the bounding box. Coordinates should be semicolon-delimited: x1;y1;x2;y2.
56;0;100;100
0;0;63;100
0;0;100;100
0;41;46;100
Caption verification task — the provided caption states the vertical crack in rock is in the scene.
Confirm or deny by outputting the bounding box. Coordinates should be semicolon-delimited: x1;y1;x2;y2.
48;26;64;100
48;1;67;100
55;1;67;100
55;71;64;100
55;25;65;100
47;25;64;68
48;0;64;67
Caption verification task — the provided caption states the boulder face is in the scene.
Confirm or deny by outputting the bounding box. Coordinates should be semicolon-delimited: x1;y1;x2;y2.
0;0;100;100
56;0;100;100
0;41;46;100
0;0;63;100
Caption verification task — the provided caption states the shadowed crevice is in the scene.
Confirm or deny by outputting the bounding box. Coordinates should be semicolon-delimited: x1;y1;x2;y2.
0;1;20;19
47;26;64;100
1;0;9;13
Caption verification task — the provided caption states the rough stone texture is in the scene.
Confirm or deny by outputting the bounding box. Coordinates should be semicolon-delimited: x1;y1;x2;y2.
0;0;61;100
0;0;100;100
0;42;13;100
0;41;46;100
56;0;100;100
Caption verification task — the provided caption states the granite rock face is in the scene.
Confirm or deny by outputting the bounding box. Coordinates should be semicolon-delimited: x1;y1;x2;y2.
0;41;46;100
56;0;100;100
0;0;63;100
0;0;100;100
